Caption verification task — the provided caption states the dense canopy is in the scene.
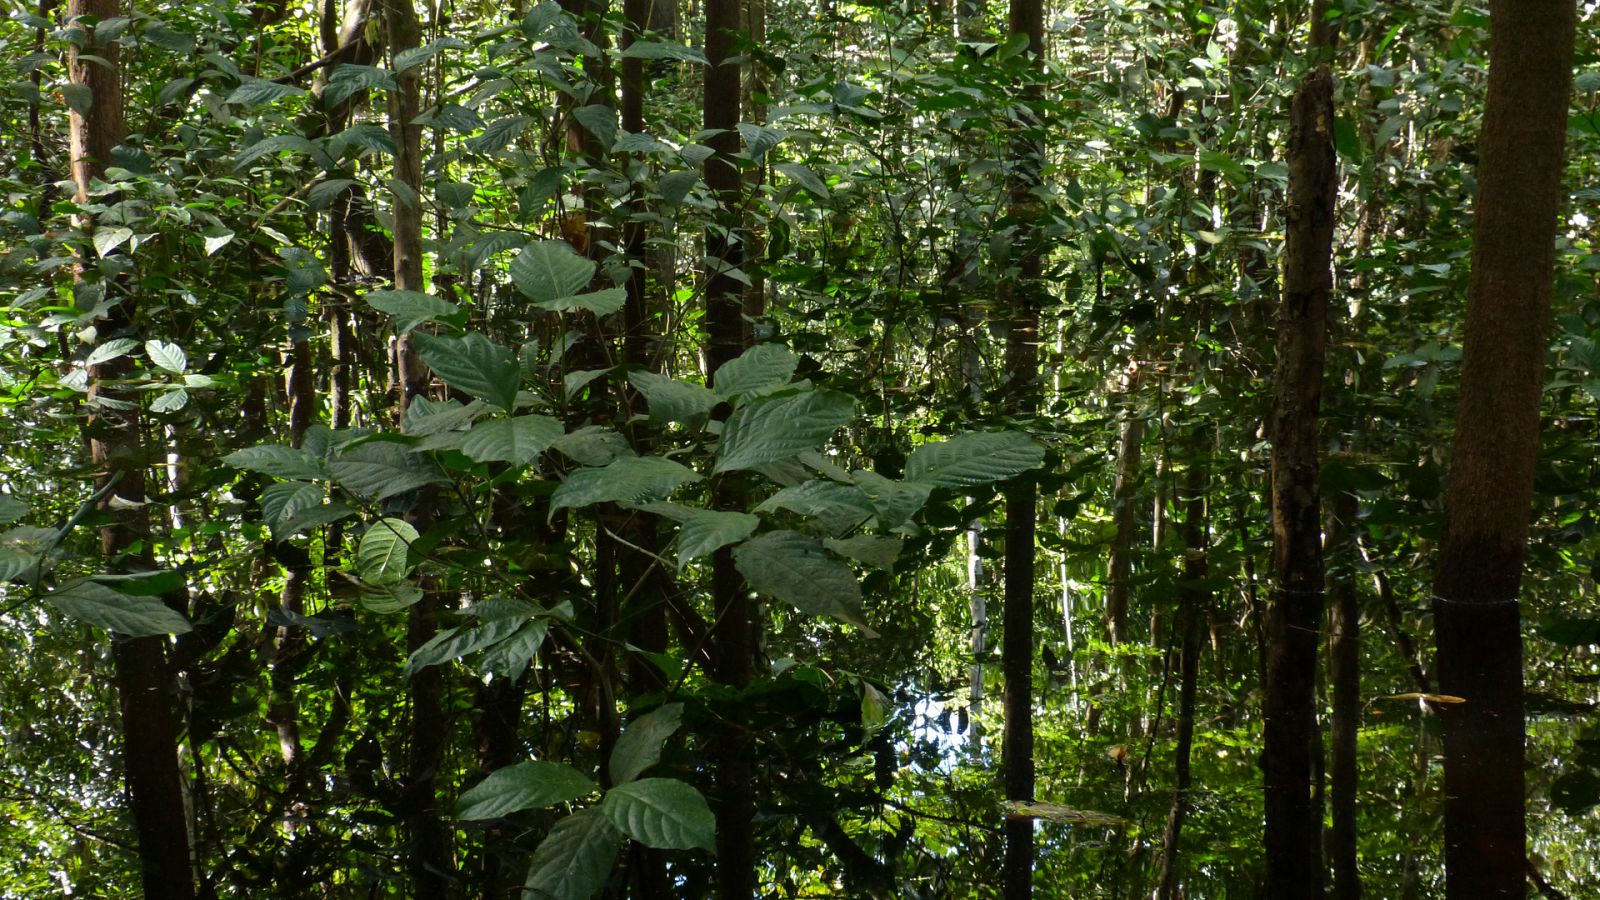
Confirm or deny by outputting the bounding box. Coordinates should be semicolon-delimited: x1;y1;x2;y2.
3;0;1600;897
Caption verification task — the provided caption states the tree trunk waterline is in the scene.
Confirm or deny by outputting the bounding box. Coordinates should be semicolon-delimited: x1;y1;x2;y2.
1433;3;1575;898
1263;59;1336;899
71;0;197;894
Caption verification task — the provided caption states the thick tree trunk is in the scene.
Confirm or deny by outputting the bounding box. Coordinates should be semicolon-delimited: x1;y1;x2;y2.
1433;4;1575;898
1326;490;1361;900
1154;447;1207;899
1263;56;1336;898
71;1;196;895
1000;0;1042;895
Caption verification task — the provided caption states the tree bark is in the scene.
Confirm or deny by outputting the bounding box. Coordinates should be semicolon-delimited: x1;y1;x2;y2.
1154;445;1208;899
383;0;451;893
704;3;756;896
1105;367;1143;686
71;0;196;894
1001;0;1043;895
1264;59;1336;899
1433;3;1575;898
1326;490;1361;900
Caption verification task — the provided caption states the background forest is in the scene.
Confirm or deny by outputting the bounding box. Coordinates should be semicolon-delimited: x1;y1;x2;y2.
2;0;1600;896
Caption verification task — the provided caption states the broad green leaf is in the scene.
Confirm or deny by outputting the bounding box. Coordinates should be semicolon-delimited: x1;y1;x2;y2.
675;509;759;568
86;337;138;367
0;548;37;582
457;761;597;820
756;481;874;536
201;228;234;256
536;287;627;316
732;530;872;633
861;682;887;732
415;332;521;411
143;340;186;374
658;170;698;205
93;226;133;257
824;535;903;572
356;517;419;583
574;104;618;151
59;82;92;115
715;389;855;473
404;398;488;436
366;290;460;333
629;371;720;424
713;343;797;398
466;114;533;153
461;415;564;465
330;442;448;500
327;123;396;157
621;40;708;63
609;703;684;785
851;471;931;528
395;36;467;72
323;64;395;107
552;427;634;466
224;444;327;481
564;368;612;401
260;481;324;539
523;809;620;900
0;495;27;526
904;432;1045;488
406;617;528;678
774;162;830;200
150;388;188;413
233;134;320;170
511;240;595;304
480;620;548;681
551;457;700;517
599;778;716;851
280;502;357;539
225;77;306;106
357;580;424;613
48;579;191;636
307;178;357;210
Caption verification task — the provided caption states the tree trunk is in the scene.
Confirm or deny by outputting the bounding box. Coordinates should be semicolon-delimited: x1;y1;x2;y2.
71;0;196;894
1105;367;1143;686
1263;43;1336;896
1433;3;1575;897
1154;444;1207;899
1326;490;1361;900
1001;0;1043;895
383;0;451;893
704;3;755;896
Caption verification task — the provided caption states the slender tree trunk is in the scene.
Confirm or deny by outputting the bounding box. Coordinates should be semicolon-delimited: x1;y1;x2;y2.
1263;48;1336;898
1326;490;1361;900
1105;367;1143;682
967;519;986;749
704;2;756;896
1433;4;1575;897
1001;0;1042;895
71;0;196;894
1154;444;1208;899
383;0;451;892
